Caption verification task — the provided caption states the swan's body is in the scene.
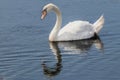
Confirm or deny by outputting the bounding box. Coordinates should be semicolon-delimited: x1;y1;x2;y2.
57;21;94;41
41;3;104;41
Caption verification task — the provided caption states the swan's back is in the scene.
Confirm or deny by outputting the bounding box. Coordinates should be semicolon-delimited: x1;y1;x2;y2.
57;21;95;41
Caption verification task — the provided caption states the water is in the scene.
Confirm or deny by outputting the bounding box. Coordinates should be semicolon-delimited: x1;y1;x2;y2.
0;0;120;80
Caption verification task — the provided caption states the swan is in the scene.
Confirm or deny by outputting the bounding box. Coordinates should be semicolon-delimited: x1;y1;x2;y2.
41;3;104;42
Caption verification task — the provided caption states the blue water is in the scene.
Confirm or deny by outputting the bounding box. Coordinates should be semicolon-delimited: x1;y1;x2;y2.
0;0;120;80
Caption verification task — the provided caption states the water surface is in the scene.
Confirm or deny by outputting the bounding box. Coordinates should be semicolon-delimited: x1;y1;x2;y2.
0;0;120;80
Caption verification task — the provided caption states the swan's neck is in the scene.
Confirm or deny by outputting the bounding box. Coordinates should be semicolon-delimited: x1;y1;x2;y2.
49;7;62;41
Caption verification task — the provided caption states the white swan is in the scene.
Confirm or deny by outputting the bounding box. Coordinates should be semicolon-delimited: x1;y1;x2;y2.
41;3;104;41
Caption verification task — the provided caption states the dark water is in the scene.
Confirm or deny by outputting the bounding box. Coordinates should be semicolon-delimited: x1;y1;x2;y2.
0;0;120;80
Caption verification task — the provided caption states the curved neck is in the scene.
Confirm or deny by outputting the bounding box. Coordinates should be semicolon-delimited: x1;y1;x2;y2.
49;7;62;41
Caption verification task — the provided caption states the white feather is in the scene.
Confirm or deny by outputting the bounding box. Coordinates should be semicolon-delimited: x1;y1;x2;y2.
93;15;104;33
57;21;95;41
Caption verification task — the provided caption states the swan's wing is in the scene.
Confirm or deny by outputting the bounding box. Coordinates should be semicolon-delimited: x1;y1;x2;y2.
57;21;95;41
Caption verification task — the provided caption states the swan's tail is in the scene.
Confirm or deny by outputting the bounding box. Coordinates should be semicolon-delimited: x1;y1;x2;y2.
93;15;104;33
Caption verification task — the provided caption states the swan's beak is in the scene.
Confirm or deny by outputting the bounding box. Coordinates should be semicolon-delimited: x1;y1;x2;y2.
41;10;47;20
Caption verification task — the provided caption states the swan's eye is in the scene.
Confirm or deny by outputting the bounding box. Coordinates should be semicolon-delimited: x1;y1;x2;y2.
41;9;47;20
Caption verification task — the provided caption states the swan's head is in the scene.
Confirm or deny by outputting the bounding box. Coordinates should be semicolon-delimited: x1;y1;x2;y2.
41;3;58;19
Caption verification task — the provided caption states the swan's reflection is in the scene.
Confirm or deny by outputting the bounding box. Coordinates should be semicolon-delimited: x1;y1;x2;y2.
42;42;62;78
42;34;103;77
57;34;103;54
